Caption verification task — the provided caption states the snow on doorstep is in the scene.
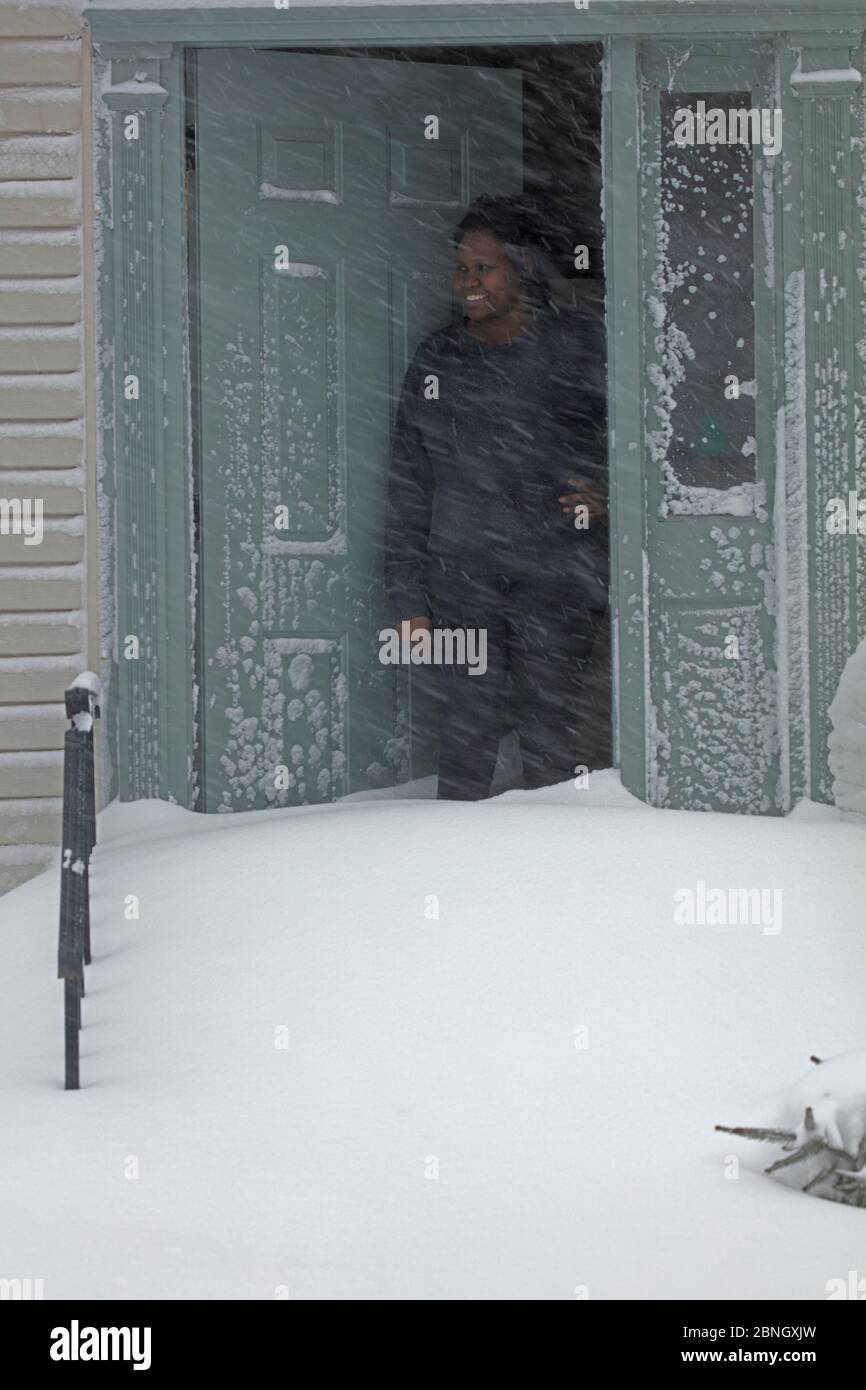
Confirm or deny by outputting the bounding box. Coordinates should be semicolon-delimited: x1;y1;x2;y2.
0;771;865;1300
828;636;866;814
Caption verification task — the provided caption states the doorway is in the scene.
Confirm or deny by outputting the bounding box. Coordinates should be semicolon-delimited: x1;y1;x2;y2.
187;43;607;811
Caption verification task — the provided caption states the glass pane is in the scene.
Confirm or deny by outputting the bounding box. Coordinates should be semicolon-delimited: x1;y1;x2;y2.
656;90;756;492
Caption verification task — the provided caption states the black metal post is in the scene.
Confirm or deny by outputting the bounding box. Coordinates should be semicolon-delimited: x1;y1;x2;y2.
58;676;100;1091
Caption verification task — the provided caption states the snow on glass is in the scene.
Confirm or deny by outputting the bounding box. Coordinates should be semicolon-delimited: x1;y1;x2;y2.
650;91;758;507
643;89;780;814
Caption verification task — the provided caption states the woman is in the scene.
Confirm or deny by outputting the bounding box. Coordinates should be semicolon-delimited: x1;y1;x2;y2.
383;196;610;800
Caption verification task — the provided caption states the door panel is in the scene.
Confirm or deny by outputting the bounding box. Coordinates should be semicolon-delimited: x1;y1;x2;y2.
194;51;522;810
638;48;781;813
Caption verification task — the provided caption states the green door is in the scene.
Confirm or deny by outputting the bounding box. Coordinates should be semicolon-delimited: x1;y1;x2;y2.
194;50;522;811
613;43;781;814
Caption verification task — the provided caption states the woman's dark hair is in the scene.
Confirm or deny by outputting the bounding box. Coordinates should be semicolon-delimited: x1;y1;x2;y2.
451;195;558;310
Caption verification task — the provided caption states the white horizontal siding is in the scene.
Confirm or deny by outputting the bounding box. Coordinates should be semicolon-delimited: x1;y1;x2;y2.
0;3;88;894
0;839;58;891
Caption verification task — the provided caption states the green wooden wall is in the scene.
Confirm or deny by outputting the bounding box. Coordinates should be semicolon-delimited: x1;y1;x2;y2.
87;3;866;814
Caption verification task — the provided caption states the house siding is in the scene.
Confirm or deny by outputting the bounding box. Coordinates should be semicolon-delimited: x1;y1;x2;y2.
0;4;96;892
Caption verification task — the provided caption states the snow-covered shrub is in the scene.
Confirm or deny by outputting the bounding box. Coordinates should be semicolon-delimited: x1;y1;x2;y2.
717;1051;866;1207
829;638;866;814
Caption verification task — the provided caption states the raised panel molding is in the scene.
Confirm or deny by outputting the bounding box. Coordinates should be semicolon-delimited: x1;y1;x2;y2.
658;603;777;813
387;127;464;207
259;124;343;202
265;634;349;805
261;257;343;550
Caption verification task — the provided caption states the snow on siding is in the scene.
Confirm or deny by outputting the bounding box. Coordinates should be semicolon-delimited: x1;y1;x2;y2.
0;3;88;893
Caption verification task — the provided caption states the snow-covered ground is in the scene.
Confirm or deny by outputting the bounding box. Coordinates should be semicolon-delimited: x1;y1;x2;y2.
1;770;865;1300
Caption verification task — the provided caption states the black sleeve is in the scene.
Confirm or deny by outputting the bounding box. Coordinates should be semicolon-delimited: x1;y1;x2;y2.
383;347;435;621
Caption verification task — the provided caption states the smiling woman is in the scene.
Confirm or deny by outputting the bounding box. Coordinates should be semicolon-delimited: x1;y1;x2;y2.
454;201;551;340
383;195;610;799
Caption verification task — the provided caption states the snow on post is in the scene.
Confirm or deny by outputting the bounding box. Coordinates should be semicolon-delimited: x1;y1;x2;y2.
70;671;101;694
66;671;101;733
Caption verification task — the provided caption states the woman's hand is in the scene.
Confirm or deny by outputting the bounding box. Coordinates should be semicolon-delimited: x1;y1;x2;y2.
403;615;432;635
558;477;608;526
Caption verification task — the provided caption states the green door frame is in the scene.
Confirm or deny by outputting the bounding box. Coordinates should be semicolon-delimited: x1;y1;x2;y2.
86;2;866;811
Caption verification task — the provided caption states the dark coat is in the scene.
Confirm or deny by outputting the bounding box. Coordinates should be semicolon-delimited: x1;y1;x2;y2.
383;304;609;620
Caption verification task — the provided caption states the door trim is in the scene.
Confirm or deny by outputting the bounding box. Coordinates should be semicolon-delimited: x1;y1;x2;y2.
88;5;866;810
87;2;866;45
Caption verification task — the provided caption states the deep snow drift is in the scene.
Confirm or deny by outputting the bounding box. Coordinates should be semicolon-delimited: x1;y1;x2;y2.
1;770;865;1300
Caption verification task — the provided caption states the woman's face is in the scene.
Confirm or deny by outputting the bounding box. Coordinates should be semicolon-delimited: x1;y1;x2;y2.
453;228;524;324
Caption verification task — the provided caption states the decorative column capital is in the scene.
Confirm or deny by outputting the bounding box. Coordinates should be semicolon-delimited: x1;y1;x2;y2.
789;34;863;99
95;43;173;110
